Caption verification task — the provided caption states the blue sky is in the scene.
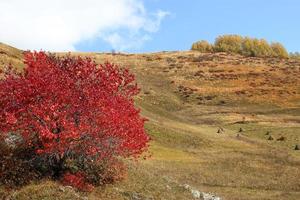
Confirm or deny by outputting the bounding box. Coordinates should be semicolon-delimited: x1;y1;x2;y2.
137;0;300;53
1;0;299;53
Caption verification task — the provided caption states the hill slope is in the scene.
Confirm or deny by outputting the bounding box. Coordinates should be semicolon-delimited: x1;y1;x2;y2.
0;44;300;200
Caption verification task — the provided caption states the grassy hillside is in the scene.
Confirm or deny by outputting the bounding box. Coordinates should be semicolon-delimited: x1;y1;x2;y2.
0;43;24;70
0;44;300;200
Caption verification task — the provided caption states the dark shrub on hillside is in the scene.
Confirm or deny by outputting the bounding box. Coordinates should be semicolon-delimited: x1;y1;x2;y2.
0;136;41;186
191;40;213;52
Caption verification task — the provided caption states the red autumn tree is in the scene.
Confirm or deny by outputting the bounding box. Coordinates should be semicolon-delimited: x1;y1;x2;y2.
0;52;149;189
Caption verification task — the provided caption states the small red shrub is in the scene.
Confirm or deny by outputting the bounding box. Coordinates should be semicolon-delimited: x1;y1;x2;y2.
62;172;94;192
0;51;150;190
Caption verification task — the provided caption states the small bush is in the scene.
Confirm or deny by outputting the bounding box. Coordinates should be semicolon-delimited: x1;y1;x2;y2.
191;40;213;52
214;35;243;54
0;151;41;186
249;38;273;57
0;52;150;191
270;42;289;58
241;37;273;57
0;134;41;186
241;37;256;57
61;172;94;192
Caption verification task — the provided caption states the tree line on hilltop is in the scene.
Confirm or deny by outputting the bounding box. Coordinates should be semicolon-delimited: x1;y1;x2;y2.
191;35;300;59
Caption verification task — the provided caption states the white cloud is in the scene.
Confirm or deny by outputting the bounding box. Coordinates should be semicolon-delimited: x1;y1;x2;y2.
103;32;151;51
0;0;169;51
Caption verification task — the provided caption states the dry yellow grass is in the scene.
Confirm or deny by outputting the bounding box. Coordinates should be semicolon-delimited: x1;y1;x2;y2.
0;43;24;71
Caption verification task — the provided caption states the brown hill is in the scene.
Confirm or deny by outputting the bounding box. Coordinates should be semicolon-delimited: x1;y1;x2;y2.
0;44;300;200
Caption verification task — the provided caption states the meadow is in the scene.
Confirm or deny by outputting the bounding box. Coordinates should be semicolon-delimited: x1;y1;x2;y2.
0;43;300;200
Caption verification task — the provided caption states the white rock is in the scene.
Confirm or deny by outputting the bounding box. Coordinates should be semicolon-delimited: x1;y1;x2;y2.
4;133;23;149
182;183;222;200
191;189;201;198
183;184;191;190
202;192;222;200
